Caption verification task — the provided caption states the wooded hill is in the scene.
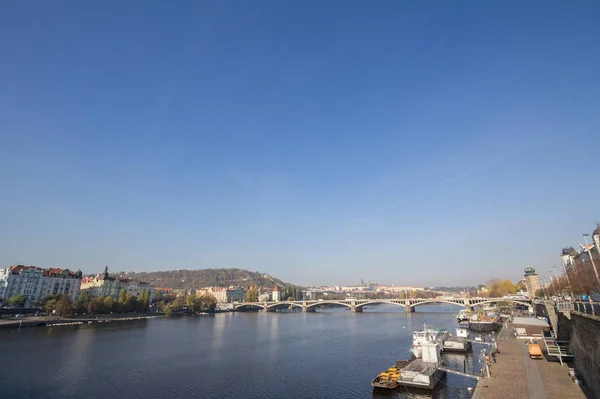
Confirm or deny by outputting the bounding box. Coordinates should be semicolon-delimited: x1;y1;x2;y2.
119;268;291;290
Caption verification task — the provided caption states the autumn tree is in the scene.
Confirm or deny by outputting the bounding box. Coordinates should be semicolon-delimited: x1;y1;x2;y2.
486;279;517;297
88;297;104;314
54;295;74;317
567;254;600;296
186;294;197;308
245;285;259;302
197;293;217;312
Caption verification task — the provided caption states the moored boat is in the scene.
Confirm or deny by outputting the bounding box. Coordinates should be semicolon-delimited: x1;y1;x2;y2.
410;324;451;358
456;309;470;322
468;313;501;332
371;375;399;389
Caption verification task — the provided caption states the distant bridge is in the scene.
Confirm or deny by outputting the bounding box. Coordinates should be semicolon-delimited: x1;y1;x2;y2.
232;297;532;313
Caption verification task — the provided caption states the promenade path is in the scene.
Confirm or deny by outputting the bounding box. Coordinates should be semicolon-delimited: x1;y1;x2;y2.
472;324;586;399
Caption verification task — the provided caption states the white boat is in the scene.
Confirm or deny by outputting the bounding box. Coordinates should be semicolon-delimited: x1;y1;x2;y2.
456;309;470;322
410;324;451;358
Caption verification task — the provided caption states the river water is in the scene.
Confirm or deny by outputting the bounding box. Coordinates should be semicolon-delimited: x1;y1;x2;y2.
1;305;492;399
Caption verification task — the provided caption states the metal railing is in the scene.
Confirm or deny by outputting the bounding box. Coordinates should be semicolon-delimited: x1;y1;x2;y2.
572;301;600;316
555;301;574;312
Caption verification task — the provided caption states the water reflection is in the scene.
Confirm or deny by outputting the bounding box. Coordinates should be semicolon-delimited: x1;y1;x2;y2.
55;328;94;387
1;306;481;399
267;313;279;361
212;313;227;351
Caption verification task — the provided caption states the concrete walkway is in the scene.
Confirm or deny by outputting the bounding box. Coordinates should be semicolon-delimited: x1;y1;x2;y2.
472;338;586;399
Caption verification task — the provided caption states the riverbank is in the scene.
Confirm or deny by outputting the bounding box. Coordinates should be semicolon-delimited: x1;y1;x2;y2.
0;313;165;329
471;322;586;399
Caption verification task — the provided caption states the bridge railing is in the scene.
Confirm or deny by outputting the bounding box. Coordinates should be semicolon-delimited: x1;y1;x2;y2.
555;301;574;312
573;301;600;316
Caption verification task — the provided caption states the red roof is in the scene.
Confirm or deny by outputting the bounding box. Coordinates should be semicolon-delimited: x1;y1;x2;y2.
10;265;78;277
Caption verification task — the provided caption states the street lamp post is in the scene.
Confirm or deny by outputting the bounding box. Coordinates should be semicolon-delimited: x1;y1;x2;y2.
549;271;557;296
540;277;549;299
553;266;562;296
542;278;550;299
583;234;600;284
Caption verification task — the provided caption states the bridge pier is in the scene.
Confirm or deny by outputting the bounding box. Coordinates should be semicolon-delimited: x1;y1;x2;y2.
350;305;363;313
405;306;414;313
302;305;316;313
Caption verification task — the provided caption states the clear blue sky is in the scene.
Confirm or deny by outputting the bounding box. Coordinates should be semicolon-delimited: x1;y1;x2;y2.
1;1;599;287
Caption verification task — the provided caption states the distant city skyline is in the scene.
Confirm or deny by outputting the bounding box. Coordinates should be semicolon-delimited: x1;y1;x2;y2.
1;2;599;287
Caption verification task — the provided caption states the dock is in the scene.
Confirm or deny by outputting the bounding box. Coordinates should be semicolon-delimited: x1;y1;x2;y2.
438;366;482;379
395;358;445;389
471;331;586;399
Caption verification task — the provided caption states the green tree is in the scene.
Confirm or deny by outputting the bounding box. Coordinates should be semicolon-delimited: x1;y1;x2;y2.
119;288;127;307
88;297;104;314
164;304;175;316
44;299;58;314
41;294;61;312
102;296;115;313
75;293;90;314
134;289;150;312
245;285;259;302
54;295;74;317
185;294;196;308
8;295;26;307
173;296;185;309
124;294;138;313
197;293;217;312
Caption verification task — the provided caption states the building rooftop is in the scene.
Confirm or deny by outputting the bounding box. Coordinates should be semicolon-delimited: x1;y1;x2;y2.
10;265;80;277
513;317;549;327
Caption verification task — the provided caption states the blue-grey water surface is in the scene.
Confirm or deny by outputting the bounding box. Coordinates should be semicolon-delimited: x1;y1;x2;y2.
1;305;489;398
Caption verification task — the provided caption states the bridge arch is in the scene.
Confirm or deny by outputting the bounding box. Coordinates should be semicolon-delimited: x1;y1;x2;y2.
410;300;467;309
266;302;303;311
305;301;353;310
354;300;406;309
234;303;266;311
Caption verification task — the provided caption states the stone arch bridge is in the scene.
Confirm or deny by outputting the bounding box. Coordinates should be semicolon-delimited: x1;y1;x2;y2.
232;297;531;313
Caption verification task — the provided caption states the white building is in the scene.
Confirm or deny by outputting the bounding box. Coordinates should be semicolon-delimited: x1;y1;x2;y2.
80;267;155;302
197;287;245;303
0;265;82;305
272;285;280;302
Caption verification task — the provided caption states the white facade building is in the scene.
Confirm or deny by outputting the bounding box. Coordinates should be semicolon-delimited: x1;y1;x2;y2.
80;267;155;302
197;287;245;303
271;285;280;302
0;265;82;305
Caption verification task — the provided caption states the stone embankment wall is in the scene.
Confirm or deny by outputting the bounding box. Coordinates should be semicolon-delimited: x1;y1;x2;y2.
570;311;600;394
557;312;572;341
